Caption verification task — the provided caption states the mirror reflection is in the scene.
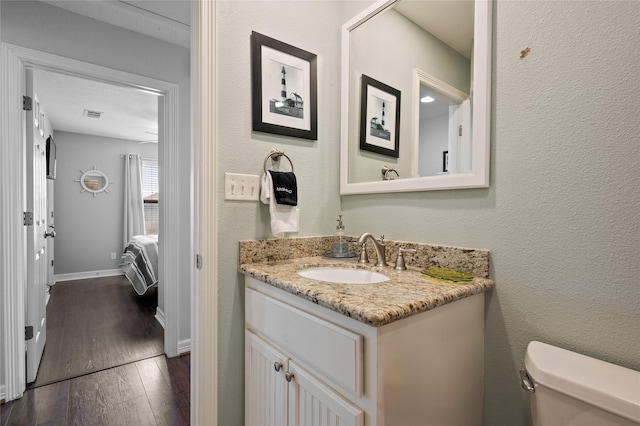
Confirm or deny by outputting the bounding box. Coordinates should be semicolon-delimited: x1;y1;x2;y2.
416;71;471;177
341;0;491;194
348;0;472;184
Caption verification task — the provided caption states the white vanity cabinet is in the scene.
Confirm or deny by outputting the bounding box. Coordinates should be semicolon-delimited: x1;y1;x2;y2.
244;275;485;426
246;331;364;426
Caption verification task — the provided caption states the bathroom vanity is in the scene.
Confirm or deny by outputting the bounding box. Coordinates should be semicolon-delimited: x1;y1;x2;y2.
239;236;494;426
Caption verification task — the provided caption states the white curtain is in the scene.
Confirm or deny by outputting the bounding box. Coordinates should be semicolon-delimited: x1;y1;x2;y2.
123;154;145;246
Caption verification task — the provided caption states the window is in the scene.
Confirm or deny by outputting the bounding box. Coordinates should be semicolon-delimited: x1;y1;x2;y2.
141;159;158;235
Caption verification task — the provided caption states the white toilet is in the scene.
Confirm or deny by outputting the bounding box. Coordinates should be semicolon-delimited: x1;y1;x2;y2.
522;341;640;426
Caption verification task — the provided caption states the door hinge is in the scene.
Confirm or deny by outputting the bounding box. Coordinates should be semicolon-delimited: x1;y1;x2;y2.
25;326;34;341
24;211;33;226
459;125;463;137
23;96;33;111
196;254;202;269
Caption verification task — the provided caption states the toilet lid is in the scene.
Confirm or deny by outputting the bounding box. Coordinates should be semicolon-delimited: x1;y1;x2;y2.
525;341;640;423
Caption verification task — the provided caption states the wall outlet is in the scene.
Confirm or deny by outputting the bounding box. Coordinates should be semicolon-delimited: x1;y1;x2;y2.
111;252;117;260
224;173;260;201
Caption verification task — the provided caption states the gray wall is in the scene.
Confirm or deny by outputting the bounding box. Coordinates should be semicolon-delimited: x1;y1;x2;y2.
0;0;192;382
419;114;449;176
216;1;363;422
216;1;640;425
52;131;157;274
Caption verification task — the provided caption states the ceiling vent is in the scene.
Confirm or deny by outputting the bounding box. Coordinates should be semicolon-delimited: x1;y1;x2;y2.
83;109;103;119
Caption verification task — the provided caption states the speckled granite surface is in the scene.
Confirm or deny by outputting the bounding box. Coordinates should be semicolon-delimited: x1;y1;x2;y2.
239;237;494;327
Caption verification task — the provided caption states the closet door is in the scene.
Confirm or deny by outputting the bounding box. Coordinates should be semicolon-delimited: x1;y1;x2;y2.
245;331;288;426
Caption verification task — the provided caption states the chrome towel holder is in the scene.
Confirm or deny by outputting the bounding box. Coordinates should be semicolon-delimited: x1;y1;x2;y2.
264;148;294;174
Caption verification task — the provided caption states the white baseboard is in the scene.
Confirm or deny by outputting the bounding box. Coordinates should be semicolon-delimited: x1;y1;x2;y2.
155;307;166;328
0;383;6;403
54;269;123;282
178;339;191;355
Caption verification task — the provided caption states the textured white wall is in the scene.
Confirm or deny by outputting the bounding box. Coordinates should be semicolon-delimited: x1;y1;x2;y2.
343;1;640;425
216;1;639;425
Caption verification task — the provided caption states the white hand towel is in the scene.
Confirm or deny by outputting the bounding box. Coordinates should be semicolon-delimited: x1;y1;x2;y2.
261;172;299;238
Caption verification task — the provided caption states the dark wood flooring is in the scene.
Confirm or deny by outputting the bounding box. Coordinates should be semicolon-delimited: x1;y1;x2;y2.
33;275;164;387
0;354;190;426
0;275;189;425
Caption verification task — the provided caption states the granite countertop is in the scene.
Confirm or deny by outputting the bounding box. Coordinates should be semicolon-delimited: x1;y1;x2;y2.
239;241;494;327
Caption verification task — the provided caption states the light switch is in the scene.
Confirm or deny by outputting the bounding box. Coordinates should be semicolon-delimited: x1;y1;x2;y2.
224;173;260;201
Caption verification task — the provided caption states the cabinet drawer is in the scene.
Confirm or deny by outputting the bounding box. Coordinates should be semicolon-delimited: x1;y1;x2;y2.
246;288;363;396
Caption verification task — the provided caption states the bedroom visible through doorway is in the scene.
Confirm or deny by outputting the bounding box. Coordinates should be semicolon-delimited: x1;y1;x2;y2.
30;68;165;387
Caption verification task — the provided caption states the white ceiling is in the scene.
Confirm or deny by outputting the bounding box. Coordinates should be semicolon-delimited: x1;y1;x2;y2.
395;0;474;59
35;69;159;143
33;0;192;142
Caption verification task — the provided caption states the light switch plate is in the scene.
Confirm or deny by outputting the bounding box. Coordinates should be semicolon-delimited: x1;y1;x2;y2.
224;173;260;201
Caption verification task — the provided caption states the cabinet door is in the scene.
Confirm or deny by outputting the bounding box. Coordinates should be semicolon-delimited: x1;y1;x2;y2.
288;361;364;426
246;331;289;426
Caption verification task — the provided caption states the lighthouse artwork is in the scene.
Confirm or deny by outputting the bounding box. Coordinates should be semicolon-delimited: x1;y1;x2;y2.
251;31;318;140
359;74;401;158
369;99;391;141
269;65;304;119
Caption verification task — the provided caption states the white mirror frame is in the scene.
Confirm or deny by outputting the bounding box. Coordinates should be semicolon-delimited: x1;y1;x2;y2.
75;166;112;197
340;0;492;194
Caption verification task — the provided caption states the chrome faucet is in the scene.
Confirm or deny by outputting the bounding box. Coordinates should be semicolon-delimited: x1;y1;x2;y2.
357;233;388;267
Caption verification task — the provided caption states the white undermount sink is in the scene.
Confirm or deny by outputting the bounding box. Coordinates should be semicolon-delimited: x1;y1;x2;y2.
298;267;389;284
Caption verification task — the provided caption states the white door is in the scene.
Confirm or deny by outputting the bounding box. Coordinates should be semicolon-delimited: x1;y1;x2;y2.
25;67;48;383
46;178;55;298
287;361;364;426
245;331;288;426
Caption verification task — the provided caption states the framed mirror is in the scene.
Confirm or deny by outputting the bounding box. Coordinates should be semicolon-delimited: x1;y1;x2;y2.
340;0;492;194
75;167;112;197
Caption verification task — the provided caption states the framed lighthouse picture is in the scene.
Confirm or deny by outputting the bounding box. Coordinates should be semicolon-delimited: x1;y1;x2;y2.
251;31;318;140
359;74;401;158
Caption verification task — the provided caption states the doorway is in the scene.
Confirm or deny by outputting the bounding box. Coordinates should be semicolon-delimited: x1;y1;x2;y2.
28;67;164;387
1;43;182;401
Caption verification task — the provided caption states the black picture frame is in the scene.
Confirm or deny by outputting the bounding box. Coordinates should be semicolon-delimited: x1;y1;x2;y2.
359;74;401;158
251;31;317;140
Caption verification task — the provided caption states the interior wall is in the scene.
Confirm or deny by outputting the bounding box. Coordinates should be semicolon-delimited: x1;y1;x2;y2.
341;1;640;425
215;1;366;423
52;131;157;275
419;114;448;176
0;0;192;369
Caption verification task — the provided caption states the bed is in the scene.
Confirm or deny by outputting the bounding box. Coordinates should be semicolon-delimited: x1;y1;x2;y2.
119;234;159;295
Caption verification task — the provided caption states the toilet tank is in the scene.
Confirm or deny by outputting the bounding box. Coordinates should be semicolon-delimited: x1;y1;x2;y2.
524;341;640;426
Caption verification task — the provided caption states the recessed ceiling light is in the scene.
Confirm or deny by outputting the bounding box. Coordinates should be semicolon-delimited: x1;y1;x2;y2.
83;109;103;119
420;96;435;103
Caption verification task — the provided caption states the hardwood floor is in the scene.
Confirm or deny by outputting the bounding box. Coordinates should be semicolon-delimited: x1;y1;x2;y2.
0;354;190;425
33;276;164;387
0;275;189;425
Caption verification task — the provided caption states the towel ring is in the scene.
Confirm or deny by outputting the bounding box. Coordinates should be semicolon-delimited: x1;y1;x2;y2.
263;148;294;174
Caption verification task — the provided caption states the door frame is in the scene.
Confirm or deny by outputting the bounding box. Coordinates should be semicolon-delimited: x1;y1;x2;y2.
1;43;181;400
